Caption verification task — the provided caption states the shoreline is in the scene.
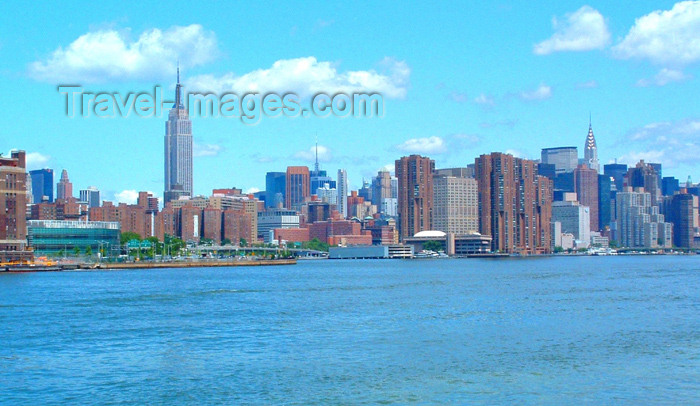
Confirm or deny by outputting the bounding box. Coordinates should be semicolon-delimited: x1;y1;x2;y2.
1;258;297;273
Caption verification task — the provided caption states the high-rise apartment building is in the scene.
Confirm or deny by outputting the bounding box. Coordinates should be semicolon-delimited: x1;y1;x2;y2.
0;151;28;256
29;168;53;203
396;155;434;239
56;169;73;200
625;160;661;207
475;152;552;254
164;66;193;203
614;187;672;248
285;166;310;209
574;164;599;231
337;169;348;218
666;193;699;248
432;175;478;235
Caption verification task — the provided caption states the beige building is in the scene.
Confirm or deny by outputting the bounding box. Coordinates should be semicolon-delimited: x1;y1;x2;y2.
432;175;479;235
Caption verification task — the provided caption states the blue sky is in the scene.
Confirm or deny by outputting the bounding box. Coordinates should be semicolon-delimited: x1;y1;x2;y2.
2;1;699;203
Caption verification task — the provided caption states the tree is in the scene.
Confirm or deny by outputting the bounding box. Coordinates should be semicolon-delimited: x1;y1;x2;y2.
85;246;93;256
240;238;248;247
221;238;232;246
120;231;142;245
422;240;444;252
302;238;330;252
553;246;564;253
73;246;81;256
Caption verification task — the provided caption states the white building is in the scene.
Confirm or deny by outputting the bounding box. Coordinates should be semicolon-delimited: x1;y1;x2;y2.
614;187;672;248
552;195;590;245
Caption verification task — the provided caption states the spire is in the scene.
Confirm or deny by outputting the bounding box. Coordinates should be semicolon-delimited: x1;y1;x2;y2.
314;141;320;173
584;114;599;172
173;61;183;109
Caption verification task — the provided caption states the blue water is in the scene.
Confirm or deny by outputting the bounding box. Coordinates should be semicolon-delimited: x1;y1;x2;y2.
1;256;698;405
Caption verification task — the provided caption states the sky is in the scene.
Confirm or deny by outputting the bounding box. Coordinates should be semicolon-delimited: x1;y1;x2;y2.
2;1;699;204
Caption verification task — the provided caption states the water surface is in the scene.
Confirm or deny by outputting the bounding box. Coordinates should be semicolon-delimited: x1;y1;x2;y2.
1;256;698;404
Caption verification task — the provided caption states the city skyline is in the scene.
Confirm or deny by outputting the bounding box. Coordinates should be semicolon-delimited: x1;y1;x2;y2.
2;1;699;203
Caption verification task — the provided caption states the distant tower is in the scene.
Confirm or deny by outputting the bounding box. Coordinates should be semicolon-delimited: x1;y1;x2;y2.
164;63;193;203
56;169;73;200
584;115;600;172
337;169;348;218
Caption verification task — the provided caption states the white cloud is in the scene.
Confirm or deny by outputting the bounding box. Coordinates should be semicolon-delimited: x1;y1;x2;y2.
474;93;495;106
244;187;260;194
449;91;468;103
114;190;139;205
618;118;700;168
534;6;610;55
293;144;332;162
395;136;447;154
193;143;222;157
613;1;700;66
636;68;691;86
187;56;410;99
519;84;552;101
505;149;528;159
378;164;395;174
29;24;218;83
22;152;51;169
577;80;599;88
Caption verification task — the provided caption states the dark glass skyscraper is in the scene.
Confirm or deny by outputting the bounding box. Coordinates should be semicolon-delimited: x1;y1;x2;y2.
164;66;193;203
265;172;286;208
598;174;612;231
29;168;53;203
603;163;627;192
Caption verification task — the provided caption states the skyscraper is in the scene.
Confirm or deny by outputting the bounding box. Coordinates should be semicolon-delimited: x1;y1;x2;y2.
541;147;578;174
164;65;193;203
475;152;552;254
396;155;434;239
574;164;599;231
604;163;628;192
265;172;286;208
29;168;53;203
614;187;672;248
584;116;600;172
79;186;101;208
337;169;348;218
666;193;699;249
625;160;661;207
371;170;392;207
432;175;478;235
598;174;612;232
56;169;73;200
285;166;310;209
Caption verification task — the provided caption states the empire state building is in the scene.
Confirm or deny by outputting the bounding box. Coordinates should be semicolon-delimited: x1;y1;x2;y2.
164;66;193;203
